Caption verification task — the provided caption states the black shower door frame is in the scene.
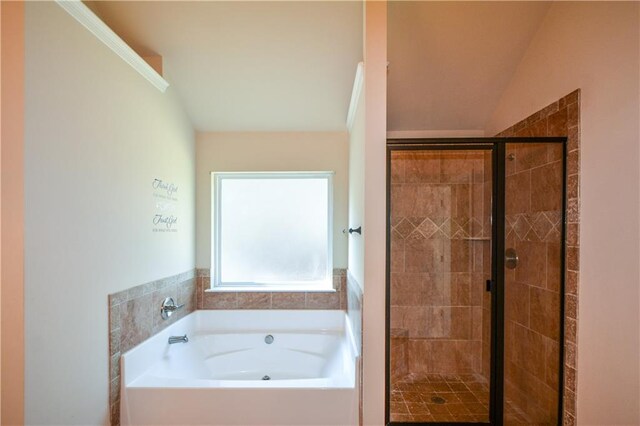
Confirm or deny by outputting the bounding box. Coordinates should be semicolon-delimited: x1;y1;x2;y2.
385;137;567;426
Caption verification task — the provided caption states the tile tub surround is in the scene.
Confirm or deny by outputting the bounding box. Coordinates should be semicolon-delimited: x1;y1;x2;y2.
345;271;364;426
108;270;197;426
196;268;348;310
495;89;581;425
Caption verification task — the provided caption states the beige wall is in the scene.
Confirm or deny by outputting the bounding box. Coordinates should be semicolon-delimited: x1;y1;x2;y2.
24;3;195;424
348;87;365;287
486;3;640;423
1;1;25;424
362;1;387;424
196;132;349;271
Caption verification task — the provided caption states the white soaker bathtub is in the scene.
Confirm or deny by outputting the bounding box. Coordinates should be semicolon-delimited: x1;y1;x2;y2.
120;310;359;425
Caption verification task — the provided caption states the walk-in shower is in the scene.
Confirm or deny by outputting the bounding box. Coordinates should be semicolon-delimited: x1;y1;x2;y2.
386;138;566;425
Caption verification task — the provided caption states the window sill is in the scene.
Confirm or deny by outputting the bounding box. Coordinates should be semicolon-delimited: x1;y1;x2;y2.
206;285;336;293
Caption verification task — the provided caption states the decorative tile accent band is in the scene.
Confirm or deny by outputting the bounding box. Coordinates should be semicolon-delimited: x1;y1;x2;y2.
107;269;197;426
196;268;348;310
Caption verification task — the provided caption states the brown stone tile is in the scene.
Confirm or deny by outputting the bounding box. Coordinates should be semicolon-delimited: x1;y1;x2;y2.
235;293;271;309
306;291;340;309
565;342;576;369
566;223;579;247
565;366;577;393
516;143;548;171
423;274;445;306
566;199;579;225
567;247;579;272
516;240;547;288
109;303;121;331
390;230;405;272
568;126;579;152
566;294;578;320
271;293;305;309
446;273;471;306
451;307;473;339
566;317;577;344
566;271;578;295
531;161;563;212
472;307;482;340
203;292;237;309
506;281;529;327
539;100;559;118
110;375;120;405
405;152;441;183
452;184;471;218
447;403;471;415
110;352;120;381
119;293;153;353
546;242;562;292
567;102;579;128
390;154;405;184
506;171;531;214
548;142;563;162
547;109;568;136
457;392;478;403
109;328;120;356
447;240;472;272
390;401;409;414
456;340;480;373
466;402;487;415
426;403;450;415
405;238;443;273
564;412;576;426
563;90;580;107
545;339;560;389
406;401;431;415
530;287;560;340
110;401;120;426
390;413;414;422
565;390;576;416
567;150;579;176
441;155;474;183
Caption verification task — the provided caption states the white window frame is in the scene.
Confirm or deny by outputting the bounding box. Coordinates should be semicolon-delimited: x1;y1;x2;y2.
210;171;334;291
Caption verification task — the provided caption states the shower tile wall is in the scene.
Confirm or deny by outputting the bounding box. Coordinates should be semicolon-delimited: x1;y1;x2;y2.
503;142;562;424
390;151;491;377
496;89;581;425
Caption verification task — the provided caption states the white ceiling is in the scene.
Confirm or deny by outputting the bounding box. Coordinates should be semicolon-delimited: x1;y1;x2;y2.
90;1;363;132
387;1;551;132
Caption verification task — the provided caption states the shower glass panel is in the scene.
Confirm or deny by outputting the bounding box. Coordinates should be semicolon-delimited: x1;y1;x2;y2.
503;142;564;424
389;148;493;423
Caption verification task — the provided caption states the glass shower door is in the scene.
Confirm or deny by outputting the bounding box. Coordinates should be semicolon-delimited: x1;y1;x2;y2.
502;141;565;425
388;147;493;424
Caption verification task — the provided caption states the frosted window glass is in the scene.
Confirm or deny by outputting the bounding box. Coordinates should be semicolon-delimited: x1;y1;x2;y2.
215;174;331;286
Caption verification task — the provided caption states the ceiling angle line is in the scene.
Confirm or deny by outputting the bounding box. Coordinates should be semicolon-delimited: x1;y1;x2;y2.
55;0;169;93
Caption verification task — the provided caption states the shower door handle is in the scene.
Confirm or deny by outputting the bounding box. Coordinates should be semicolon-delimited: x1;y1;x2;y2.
505;248;519;269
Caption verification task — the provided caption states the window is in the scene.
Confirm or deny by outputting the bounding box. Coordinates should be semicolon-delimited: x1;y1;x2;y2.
211;171;333;291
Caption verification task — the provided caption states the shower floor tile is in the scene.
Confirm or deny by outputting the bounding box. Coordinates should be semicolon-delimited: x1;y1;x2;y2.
390;373;533;424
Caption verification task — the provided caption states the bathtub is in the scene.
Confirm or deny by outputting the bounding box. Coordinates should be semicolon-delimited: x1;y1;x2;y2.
120;310;358;425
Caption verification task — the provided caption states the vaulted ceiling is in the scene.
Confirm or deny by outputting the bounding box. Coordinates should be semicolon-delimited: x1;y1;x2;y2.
90;1;551;134
388;1;551;132
90;1;363;132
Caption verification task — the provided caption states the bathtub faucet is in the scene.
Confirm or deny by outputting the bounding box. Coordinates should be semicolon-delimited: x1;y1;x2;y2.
168;334;189;345
160;297;184;320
